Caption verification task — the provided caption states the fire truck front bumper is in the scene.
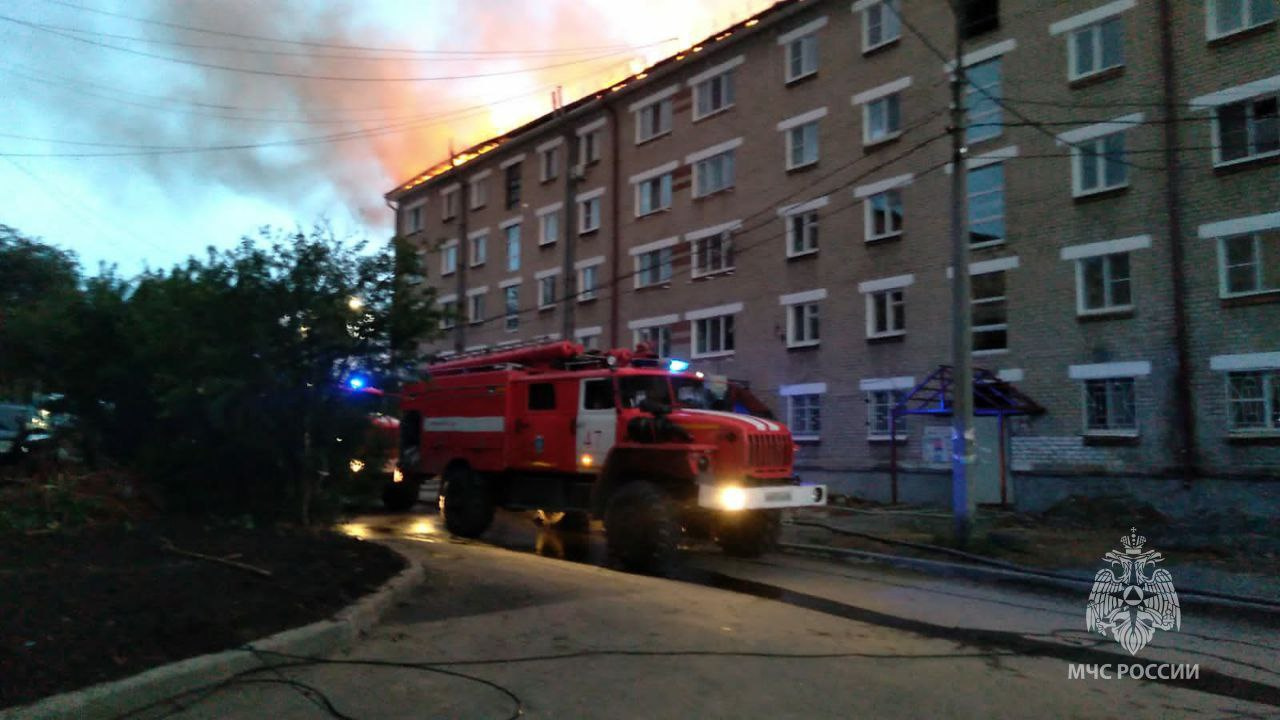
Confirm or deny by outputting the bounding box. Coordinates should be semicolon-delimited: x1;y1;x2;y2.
698;483;827;511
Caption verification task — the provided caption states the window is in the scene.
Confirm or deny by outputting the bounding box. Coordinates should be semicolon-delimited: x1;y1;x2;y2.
694;150;735;196
968;163;1005;246
469;178;487;210
865;94;902;144
504;224;521;271
637;173;673;216
972;271;1008;353
579;195;601;233
787;303;820;347
785;34;818;83
1077;253;1132;313
634;325;672;357
469;233;487;267
694;71;735;120
540;147;559;182
787;211;819;256
866;190;904;241
504;162;522;209
578;265;599;301
786;122;819;170
1069;17;1123;80
964;58;1003;143
468;293;486;324
693;315;735;357
1214;94;1279;165
1074;132;1129;196
789;395;821;438
578;331;601;351
637;248;673;287
584;378;615;409
441;243;458;275
440;299;458;330
580;130;601;164
867;390;907;437
405;204;424;233
538;276;557;309
959;0;1000;38
1219;231;1280;296
692;231;735;277
442;188;460;220
528;383;556;411
1208;0;1277;39
867;288;905;338
862;0;901;51
504;286;519;331
1083;378;1137;433
636;99;673;142
539;210;560;246
1227;370;1280;432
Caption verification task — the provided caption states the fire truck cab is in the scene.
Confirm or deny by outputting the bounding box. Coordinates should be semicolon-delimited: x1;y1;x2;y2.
389;341;826;572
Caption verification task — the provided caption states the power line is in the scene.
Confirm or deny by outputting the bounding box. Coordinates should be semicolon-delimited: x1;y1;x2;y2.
39;0;672;57
1;15;646;83
29;17;676;62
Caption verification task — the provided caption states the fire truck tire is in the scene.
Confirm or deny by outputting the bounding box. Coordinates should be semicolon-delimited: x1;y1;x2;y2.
381;478;421;512
604;481;680;574
441;464;494;538
716;510;781;558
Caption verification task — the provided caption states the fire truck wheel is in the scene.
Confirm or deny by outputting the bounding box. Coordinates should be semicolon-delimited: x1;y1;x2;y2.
604;481;680;575
441;464;494;538
716;510;781;558
381;478;421;512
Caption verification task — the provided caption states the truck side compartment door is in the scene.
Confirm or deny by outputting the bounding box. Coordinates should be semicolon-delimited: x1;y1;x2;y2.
577;377;617;472
512;380;576;471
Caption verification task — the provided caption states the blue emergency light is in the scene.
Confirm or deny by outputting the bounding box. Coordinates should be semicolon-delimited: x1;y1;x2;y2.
347;376;367;390
668;359;690;373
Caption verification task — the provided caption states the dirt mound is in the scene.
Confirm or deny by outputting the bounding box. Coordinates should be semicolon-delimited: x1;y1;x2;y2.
1038;494;1169;530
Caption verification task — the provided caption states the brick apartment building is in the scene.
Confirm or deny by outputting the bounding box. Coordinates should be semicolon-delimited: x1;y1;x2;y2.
385;0;1279;516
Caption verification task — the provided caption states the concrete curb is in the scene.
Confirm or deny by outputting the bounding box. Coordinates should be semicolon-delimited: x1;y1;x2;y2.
2;551;425;720
777;541;1280;623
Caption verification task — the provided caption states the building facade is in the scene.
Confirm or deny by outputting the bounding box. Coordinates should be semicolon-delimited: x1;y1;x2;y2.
386;0;1280;516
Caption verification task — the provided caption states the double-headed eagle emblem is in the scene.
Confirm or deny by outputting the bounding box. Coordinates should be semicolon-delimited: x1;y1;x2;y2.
1086;528;1181;655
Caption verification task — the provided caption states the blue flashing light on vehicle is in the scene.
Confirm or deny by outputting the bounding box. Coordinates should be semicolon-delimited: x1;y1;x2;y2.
668;359;690;373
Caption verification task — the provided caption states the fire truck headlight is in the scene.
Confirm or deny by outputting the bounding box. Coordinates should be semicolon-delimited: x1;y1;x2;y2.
392;468;404;484
718;486;747;512
580;453;595;467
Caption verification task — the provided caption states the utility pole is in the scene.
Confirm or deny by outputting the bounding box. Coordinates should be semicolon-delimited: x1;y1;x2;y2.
560;130;580;341
948;8;974;547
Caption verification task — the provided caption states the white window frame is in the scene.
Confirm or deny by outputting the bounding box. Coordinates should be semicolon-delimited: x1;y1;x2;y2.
1212;353;1280;434
468;230;488;267
1068;17;1125;81
404;202;425;233
537;277;557;310
688;56;743;121
575;326;603;351
438;294;458;330
1212;93;1280;167
441;184;460;221
1073;131;1129;196
856;173;912;243
687;221;740;278
856;0;902;53
629;314;679;357
852;76;911;147
1075;252;1133;315
690;314;736;359
1218;233;1280;298
859;376;913;440
540;148;559;182
1061;234;1150;314
577;118;605;165
536;203;562;246
576;256;604;302
860;274;913;339
466;286;487;325
786;210;820;258
967;161;1006;248
1206;0;1278;40
501;280;521;332
1068;361;1149;437
440;240;458;276
1199;211;1280;298
631;236;678;289
577;188;604;234
781;383;825;442
780;289;825;349
468;171;490;210
778;108;826;172
971;268;1010;356
778;17;826;83
632;87;676;144
633;325;674;357
632;162;677;217
962;55;1006;144
501;220;522;272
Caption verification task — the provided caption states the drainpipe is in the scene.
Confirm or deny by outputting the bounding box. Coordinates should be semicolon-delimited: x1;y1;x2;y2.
605;103;622;349
561;130;580;341
455;178;469;353
1157;0;1196;485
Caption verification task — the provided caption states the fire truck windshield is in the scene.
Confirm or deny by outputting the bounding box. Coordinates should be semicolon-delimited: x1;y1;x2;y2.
671;376;711;408
618;375;672;409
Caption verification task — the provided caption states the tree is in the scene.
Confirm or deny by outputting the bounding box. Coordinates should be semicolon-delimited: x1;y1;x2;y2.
0;226;82;400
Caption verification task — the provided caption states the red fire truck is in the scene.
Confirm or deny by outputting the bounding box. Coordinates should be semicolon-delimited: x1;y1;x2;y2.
385;340;826;572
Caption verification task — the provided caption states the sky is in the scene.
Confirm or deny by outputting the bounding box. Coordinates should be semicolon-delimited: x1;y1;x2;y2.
0;0;775;275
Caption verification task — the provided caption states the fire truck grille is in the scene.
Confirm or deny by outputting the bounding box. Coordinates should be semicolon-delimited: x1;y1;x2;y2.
748;434;791;469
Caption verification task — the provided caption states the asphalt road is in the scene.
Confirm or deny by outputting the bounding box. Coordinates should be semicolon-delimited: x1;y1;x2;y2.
145;507;1280;719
